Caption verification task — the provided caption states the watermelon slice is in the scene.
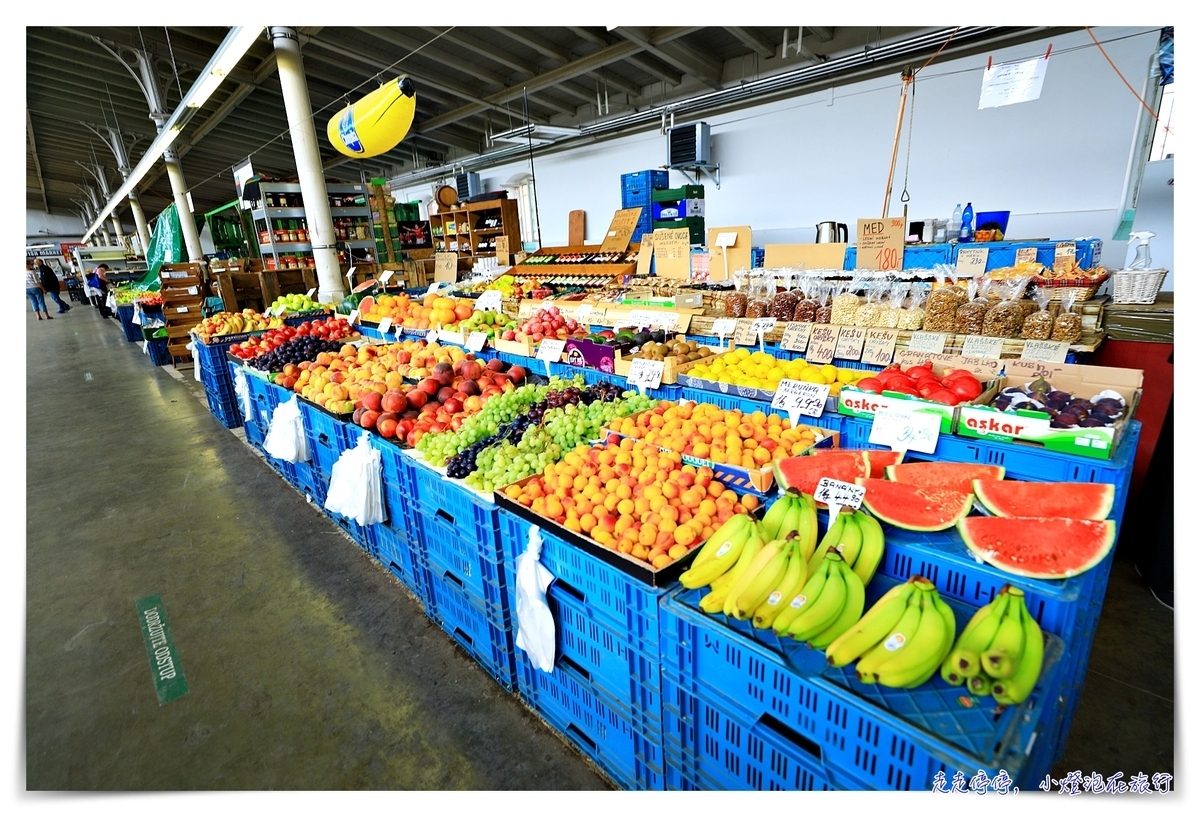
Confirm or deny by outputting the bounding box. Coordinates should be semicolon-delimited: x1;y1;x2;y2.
959;517;1116;579
973;480;1115;520
856;478;974;532
358;295;376;315
774;451;870;497
811;448;901;479
885;462;1005;495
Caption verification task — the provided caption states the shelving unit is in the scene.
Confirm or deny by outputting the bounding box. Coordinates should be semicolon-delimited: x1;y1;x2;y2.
250;182;376;273
158;262;206;364
429;197;521;259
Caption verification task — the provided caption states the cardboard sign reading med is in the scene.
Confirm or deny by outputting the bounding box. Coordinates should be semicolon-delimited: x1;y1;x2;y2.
856;217;906;271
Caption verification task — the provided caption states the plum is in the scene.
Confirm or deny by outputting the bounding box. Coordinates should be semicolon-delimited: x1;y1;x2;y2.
1052;413;1080;428
1079;418;1107;428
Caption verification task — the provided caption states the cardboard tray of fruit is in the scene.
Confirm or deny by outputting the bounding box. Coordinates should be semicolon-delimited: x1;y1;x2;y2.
612;339;723;384
296;394;355;420
836;357;1003;435
599;423;837;494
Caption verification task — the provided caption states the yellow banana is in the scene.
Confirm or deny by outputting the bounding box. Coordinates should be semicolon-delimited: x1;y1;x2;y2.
721;528;764;616
967;673;990;696
728;535;791;620
758;494;795;541
855;588;924;681
981;593;1027;680
799;493;819;561
751;540;809;630
786;553;849;642
773;555;830;635
825;579;918;668
834;512;863;568
941;592;1010;685
872;590;949;688
992;601;1044;705
699;569;740;613
808;510;846;574
807;560;866;649
851;511;885;586
679;515;753;589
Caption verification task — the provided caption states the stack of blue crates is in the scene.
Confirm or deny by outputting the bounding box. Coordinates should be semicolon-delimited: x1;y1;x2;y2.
621;170;670;244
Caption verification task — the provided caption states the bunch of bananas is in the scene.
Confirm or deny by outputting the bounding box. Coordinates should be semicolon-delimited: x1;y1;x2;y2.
940;586;1044;705
772;550;864;646
809;509;884;587
825;577;957;689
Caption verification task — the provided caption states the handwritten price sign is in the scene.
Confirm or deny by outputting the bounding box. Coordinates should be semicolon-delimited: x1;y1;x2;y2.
961;335;1005;360
834;326;867;361
806;324;838;365
862;329;898;366
908;331;949;355
376;317;393;335
536;339;566;376
425;328;439;343
1021;339;1070;363
466;332;488;352
475;290;503;312
771;379;830;424
626;358;666;391
711;317;737;343
780;322;812;353
868;404;941;454
733;319;758;346
630;309;679;331
813;478;866;515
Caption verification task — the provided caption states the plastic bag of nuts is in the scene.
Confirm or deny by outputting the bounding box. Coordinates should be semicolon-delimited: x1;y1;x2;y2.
830;279;862;325
1021;288;1054;340
854;278;888;327
954;278;989;336
983;278;1031;338
1052;290;1083;343
793;276;819;322
924;268;968;331
899;284;928;330
814;283;833;324
744;271;773;318
723;290;748;317
769;270;800;320
874;282;907;328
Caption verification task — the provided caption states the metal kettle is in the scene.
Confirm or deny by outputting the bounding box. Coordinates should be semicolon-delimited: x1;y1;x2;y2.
815;222;849;243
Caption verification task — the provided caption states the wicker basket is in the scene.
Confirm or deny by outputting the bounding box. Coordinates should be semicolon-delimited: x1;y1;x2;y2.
1110;268;1169;304
1033;273;1109;302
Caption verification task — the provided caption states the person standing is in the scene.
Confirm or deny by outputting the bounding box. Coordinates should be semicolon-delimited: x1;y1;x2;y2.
25;261;52;320
86;264;114;318
36;261;70;314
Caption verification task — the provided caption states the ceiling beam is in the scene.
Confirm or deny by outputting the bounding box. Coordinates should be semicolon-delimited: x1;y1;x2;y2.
360;28;506;91
808;26;834;42
612;27;723;89
55;26;261;88
420;27;539;80
26;110;51;214
490;29;640;101
725;27;775;59
565;27;682;86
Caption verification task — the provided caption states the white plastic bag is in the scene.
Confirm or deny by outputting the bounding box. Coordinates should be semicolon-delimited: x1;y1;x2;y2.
187;342;201;381
233;366;253;420
263;395;310;463
323;432;386;526
514;526;557;673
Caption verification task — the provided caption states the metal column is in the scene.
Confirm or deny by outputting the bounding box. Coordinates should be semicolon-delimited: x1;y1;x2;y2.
270;26;344;304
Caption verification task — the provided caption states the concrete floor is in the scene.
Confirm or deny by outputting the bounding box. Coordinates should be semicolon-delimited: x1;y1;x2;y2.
25;304;1173;790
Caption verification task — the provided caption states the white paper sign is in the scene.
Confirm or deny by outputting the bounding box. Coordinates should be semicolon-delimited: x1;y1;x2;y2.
751;317;777;337
427;282;443;296
961;335;1005;360
715;232;738;248
711;318;737;342
348;309;360;325
869;404;942;455
626;358;665;392
571;303;593;324
306;287;318;298
187;286;199;295
345;265;357;283
537;339;565;376
979;56;1048;109
175;306;189;313
956;247;990;275
908;332;949;355
466;332;488;352
476;290;503;312
813;478;866;518
377;317;392;334
631;309;678;331
1021;339;1071;363
425;329;439;343
378;270;394;285
771;379;830;426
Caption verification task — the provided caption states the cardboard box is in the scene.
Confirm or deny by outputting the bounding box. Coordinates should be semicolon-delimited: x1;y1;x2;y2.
612;343;719;384
836;359;1003;435
955;360;1143;460
619;292;704;309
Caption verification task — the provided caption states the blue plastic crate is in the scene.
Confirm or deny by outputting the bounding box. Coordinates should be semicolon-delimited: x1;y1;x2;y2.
146;337;171;365
504;564;662;721
621;170;670;199
282;310;333;327
844;244;953;270
409;458;503;552
499;509;664;651
417;508;506;611
370;438;421;542
659;582;1062;791
289;459;327;505
325;506;374;554
244;415;267;449
422;557;517;691
298;400;359;479
354;323;387;341
372;523;428;601
962;239;1103;271
661;676;845;791
117;305;140;342
515;652;664;791
205;381;243;429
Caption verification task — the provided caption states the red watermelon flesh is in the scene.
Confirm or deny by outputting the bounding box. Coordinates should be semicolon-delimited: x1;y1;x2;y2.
774;452;869;497
884;462;1005;495
811;448;901;479
358;295;376;315
973;480;1115;521
856;478;974;532
958;517;1116;579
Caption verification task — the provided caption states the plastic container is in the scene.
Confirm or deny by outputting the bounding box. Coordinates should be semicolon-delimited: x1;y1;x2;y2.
974;210;1010;237
298;400;358;478
418;508;507;611
371;439;421;542
422;556;518;692
371;523;428;601
959;202;974;242
409;458;503;553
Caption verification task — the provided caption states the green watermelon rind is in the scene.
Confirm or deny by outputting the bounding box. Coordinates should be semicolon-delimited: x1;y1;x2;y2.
958;517;1117;579
774;452;869;496
972;480;1115;521
884;462;1006;495
855;478;975;532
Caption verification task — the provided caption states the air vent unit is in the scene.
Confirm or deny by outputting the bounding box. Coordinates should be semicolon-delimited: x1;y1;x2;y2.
668;123;711;167
455;171;482;200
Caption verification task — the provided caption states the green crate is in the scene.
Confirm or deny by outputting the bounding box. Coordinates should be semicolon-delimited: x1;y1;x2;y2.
394;201;421;222
653;216;705;245
652;185;704;202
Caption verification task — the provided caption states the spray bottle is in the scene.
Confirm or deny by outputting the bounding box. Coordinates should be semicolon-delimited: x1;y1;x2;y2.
1127;231;1156;269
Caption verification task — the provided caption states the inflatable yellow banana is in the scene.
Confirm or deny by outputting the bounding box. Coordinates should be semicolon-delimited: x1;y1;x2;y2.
327;77;417;159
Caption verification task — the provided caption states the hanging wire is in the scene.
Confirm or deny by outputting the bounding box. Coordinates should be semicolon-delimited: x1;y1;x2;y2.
164;27;185;102
899;73;916;204
1084;26;1172;134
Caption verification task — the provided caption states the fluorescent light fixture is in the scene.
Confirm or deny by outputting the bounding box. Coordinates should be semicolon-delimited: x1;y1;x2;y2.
489;124;582;146
83;26;264;243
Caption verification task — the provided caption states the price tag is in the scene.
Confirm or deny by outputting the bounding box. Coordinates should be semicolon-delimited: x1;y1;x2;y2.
908;331;948;355
187;286;199;295
466;331;488;352
476;289;503;312
813;478;866;519
961;335;1005;359
378;270;395;286
806;324;838;365
1053;241;1076;272
771;379;830;426
1021;339;1070;363
630;309;679;331
345;265;357;284
862;328;899;366
377;317;392;335
426;281;443;297
834;326;867;361
733;319;758;346
1015;247;1039;265
856;217;906;271
571;303;593;325
425;329;439;343
306;287;318;299
626;358;665;393
175;306;189;313
537;338;566;376
348;309;360;324
780;322;813;353
711;318;737;344
956;247;989;276
751;317;777;341
517;301;538;320
869;403;941;455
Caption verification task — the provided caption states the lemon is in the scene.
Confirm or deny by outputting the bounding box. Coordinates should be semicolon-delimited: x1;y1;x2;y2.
799;369;826;384
821;364;838;383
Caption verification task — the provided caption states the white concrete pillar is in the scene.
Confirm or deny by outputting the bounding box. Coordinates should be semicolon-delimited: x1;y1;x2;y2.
129;195;152;255
270;26;344;304
162;148;205;262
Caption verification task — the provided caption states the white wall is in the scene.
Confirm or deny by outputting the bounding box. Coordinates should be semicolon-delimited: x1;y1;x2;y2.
392;27;1160;262
26;209;137;244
